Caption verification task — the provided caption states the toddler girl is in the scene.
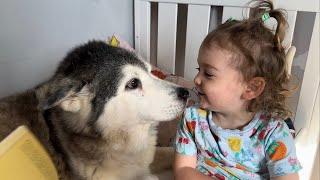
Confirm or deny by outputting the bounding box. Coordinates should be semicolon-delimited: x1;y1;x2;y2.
174;1;302;179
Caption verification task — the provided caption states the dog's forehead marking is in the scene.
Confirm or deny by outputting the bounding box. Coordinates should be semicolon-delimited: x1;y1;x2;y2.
122;64;149;79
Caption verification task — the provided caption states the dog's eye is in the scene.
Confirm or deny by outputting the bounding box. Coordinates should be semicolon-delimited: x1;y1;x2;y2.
125;78;141;90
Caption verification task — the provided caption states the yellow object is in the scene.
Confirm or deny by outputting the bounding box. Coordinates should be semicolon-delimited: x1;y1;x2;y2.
109;35;120;47
197;109;207;117
0;126;58;180
228;136;242;152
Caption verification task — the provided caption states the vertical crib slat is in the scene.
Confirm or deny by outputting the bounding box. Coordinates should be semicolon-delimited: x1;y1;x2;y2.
294;13;319;132
222;6;249;22
134;0;151;62
157;3;178;73
184;4;210;80
283;11;297;75
283;10;297;49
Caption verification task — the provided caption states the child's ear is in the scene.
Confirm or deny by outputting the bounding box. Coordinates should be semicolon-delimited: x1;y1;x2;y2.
242;77;265;100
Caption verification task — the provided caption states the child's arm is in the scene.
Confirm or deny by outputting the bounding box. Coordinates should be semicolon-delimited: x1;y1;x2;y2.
174;153;213;180
272;173;299;180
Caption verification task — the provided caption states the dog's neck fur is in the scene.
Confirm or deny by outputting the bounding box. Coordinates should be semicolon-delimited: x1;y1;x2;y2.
47;108;159;179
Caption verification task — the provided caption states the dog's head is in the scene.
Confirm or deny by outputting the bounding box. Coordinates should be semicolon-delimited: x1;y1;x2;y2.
36;41;189;134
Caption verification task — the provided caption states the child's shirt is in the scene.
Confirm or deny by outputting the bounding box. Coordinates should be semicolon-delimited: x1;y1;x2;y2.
175;106;302;180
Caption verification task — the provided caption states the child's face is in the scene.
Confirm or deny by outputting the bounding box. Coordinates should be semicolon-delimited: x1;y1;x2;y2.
194;46;248;114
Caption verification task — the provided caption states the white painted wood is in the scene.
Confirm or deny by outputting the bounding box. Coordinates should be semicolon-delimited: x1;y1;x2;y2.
184;4;210;80
157;3;178;73
283;10;297;50
285;46;296;76
275;0;319;13
294;13;319;132
222;6;249;22
134;0;151;62
296;85;319;179
140;0;320;12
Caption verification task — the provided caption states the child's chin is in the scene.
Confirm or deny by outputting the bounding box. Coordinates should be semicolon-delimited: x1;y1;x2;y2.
199;101;209;109
199;100;215;111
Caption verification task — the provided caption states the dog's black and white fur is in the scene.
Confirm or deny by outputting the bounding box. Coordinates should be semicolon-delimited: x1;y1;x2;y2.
0;41;189;180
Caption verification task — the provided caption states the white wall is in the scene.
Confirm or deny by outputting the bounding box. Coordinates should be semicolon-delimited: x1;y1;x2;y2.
0;0;133;98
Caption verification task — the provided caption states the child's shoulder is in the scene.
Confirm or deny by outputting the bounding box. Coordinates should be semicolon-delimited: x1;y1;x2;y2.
255;112;291;138
257;112;288;127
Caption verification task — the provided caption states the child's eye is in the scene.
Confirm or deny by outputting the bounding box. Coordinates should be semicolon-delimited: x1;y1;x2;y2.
204;72;214;77
196;67;214;78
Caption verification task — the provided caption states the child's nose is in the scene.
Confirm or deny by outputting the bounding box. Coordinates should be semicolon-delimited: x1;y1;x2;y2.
194;74;201;85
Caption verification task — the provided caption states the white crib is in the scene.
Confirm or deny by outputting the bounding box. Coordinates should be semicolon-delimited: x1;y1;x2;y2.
134;0;319;179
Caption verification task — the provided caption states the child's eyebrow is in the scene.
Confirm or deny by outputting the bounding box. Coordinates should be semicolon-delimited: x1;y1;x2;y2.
202;63;218;71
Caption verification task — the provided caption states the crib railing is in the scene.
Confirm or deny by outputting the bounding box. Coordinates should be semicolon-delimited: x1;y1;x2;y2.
134;0;319;136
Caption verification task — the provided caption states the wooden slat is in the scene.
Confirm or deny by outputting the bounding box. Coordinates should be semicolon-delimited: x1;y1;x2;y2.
134;0;151;62
283;10;298;50
295;85;319;179
222;6;249;22
283;10;297;75
294;13;319;132
184;4;210;80
140;0;320;12
157;3;178;73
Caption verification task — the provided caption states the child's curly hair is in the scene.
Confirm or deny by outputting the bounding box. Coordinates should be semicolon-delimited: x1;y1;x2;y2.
200;0;291;118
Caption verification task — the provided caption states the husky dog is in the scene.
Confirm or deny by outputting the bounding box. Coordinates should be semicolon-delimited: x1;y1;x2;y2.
0;41;189;180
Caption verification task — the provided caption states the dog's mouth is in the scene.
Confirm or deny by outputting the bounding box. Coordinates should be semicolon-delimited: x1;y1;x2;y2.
182;88;200;107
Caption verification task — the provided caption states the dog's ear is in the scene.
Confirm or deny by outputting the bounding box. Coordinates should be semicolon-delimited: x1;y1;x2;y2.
59;85;92;112
36;78;91;111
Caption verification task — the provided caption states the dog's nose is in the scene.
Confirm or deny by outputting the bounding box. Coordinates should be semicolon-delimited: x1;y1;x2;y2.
177;87;190;100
